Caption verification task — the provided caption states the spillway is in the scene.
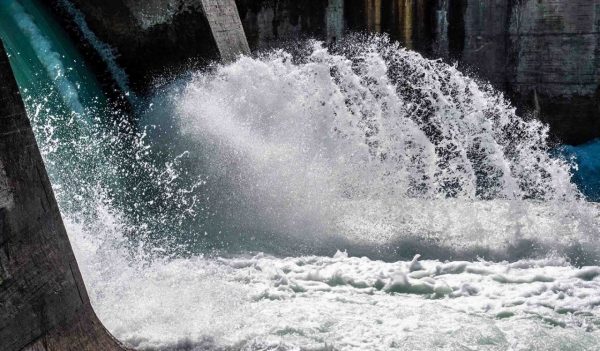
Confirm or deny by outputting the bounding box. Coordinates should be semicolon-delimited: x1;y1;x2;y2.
1;1;600;350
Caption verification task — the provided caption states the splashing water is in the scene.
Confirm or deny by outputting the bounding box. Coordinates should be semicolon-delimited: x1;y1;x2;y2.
2;8;600;347
86;37;599;349
144;37;598;261
0;0;207;256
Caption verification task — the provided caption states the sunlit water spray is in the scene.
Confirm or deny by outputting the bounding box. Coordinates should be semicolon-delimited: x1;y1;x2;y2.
2;6;600;346
144;37;598;262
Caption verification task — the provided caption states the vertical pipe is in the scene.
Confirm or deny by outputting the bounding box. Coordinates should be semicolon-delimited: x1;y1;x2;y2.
327;0;345;43
414;0;426;51
448;0;466;60
374;0;382;32
433;0;449;57
365;0;382;32
364;0;372;30
398;0;414;49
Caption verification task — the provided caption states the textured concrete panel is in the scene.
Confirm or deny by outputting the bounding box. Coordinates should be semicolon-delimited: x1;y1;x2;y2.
236;0;329;49
200;0;250;61
509;0;600;97
327;0;345;43
462;0;512;86
123;0;201;29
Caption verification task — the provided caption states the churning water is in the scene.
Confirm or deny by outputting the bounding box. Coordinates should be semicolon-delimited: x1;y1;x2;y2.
2;1;600;349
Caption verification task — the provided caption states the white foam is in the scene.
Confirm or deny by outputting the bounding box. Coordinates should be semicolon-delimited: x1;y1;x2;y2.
68;224;600;351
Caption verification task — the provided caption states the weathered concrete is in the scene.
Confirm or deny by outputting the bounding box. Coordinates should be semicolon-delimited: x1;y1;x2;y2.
508;1;600;143
327;0;345;43
374;0;600;145
235;0;330;48
0;40;126;351
429;0;600;144
45;0;249;93
199;0;250;61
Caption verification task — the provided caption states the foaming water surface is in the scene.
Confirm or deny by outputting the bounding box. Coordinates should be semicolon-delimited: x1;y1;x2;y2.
1;4;600;347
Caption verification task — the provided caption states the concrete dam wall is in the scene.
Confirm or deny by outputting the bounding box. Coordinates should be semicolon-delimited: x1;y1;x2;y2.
235;0;600;145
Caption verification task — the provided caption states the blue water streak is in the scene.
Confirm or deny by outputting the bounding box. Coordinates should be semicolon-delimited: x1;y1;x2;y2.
562;139;600;202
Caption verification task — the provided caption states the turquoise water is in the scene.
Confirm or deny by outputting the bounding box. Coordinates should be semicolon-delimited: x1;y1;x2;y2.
0;0;206;255
562;140;600;202
0;0;104;113
0;0;115;220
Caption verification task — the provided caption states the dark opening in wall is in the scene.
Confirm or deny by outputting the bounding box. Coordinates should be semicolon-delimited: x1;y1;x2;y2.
381;0;397;40
448;0;466;60
413;0;435;55
343;0;368;32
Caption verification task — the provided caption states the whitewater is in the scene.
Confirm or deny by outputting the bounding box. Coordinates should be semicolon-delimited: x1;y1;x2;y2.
1;2;600;347
75;39;600;350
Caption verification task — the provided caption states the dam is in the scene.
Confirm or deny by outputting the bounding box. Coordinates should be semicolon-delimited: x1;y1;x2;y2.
1;0;600;350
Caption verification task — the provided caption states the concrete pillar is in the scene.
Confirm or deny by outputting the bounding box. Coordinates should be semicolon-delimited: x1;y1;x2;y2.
0;40;125;351
397;0;414;48
365;0;382;32
432;0;449;57
200;0;250;61
327;0;345;43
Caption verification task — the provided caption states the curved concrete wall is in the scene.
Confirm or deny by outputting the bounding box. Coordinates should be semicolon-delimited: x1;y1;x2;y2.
0;40;126;351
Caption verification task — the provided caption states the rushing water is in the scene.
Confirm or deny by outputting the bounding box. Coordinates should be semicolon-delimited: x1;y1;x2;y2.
2;1;600;350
